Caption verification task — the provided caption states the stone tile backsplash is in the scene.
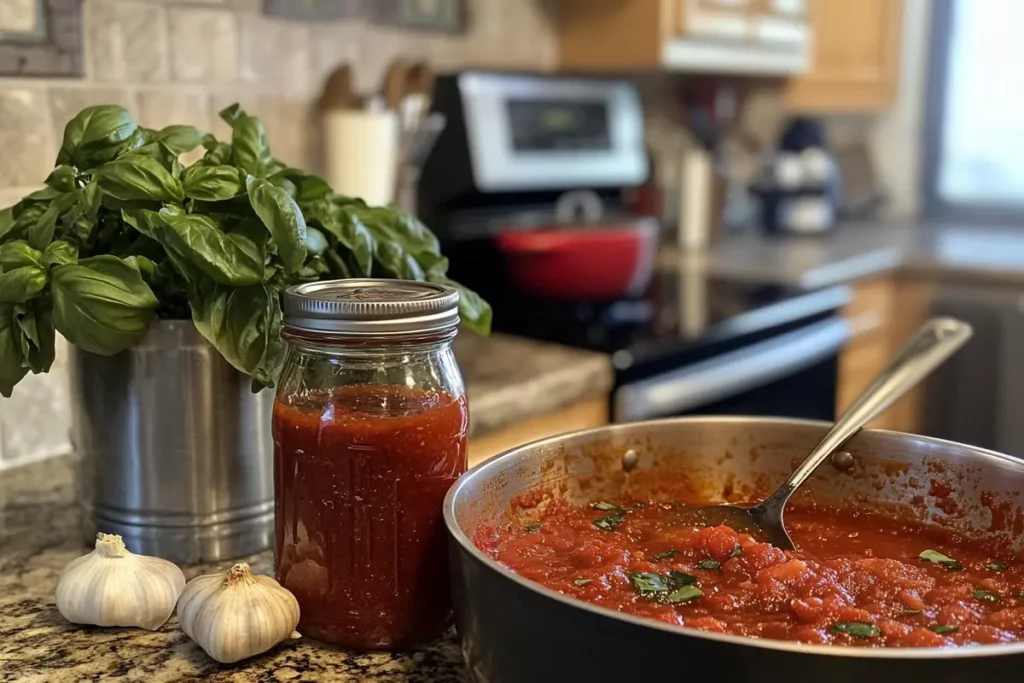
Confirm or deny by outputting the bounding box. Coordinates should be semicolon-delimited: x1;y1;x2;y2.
0;0;558;468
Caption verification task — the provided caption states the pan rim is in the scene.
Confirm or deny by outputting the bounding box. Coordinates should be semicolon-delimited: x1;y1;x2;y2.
443;415;1024;660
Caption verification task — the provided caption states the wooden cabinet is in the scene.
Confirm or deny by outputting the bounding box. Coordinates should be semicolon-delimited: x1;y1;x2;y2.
559;0;810;74
785;0;904;111
837;275;932;433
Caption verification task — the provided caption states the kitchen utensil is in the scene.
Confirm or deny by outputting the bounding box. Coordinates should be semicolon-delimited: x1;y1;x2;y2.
382;57;411;112
322;108;400;207
445;417;1024;683
494;218;660;301
319;64;357;111
70;321;274;564
395;112;446;216
674;317;973;549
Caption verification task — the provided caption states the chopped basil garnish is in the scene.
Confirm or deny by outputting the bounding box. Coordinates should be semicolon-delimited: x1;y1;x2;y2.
574;578;593;587
664;585;702;604
593;513;625;531
667;570;697;588
627;572;670;596
729;545;743;559
973;589;999;602
830;622;881;638
987;562;1009;572
918;549;963;571
929;624;959;634
697;559;722;570
652;548;678;562
591;501;625;513
523;523;542;533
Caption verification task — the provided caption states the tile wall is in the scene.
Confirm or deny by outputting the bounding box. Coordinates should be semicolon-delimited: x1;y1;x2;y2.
0;0;558;468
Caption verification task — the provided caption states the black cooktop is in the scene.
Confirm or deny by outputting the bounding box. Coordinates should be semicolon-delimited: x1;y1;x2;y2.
487;269;850;385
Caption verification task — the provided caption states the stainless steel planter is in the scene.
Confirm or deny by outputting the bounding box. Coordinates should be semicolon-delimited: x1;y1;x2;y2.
69;320;274;564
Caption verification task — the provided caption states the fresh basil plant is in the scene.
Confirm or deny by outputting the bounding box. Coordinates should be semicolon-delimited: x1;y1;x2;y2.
0;104;491;397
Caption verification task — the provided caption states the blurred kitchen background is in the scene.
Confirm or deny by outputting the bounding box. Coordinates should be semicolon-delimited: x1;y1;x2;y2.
1;0;1021;468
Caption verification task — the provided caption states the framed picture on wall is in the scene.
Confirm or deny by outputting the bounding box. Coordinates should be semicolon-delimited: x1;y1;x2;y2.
372;0;467;33
0;0;83;77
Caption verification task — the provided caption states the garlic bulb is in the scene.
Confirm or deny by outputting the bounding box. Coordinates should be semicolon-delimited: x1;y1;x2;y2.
55;532;185;630
177;563;300;664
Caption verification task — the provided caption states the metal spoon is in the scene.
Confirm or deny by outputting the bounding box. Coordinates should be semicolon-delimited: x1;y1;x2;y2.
676;317;974;550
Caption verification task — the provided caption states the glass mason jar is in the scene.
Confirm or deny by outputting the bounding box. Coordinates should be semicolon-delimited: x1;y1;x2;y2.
273;279;468;650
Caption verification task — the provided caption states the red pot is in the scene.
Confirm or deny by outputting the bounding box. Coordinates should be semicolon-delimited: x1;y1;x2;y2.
494;219;659;301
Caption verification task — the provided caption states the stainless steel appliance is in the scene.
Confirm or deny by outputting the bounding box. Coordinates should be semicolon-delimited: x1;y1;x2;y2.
69;321;274;563
445;417;1024;682
419;71;851;424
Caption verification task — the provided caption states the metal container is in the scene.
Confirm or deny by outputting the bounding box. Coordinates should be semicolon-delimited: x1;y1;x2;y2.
444;417;1024;682
70;320;273;564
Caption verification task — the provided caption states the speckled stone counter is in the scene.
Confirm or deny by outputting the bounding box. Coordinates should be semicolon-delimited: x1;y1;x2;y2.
0;456;468;682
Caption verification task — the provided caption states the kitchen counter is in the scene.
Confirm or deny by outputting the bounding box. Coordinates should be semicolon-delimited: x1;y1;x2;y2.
0;456;467;682
456;332;612;436
663;221;1024;288
0;333;611;681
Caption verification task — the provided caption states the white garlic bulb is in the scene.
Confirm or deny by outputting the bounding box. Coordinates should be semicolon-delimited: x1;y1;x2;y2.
177;563;300;664
55;532;185;630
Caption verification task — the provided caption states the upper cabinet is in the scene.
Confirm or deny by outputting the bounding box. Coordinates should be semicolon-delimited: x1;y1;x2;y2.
559;0;811;75
784;0;904;111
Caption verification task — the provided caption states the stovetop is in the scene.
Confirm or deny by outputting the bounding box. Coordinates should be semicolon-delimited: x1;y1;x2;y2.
485;269;851;385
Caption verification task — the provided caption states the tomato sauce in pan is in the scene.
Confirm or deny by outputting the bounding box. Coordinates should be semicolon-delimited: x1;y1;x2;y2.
475;500;1024;647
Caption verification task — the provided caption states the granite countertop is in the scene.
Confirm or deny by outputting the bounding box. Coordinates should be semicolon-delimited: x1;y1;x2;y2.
663;221;1024;289
455;332;612;436
0;456;468;682
0;333;611;681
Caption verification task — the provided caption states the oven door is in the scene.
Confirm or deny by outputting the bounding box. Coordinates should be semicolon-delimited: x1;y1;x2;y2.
613;317;850;422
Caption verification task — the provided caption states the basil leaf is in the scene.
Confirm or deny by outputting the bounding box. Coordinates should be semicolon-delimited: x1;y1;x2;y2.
246;176;307;273
698;559;722;570
354;205;441;258
929;624;959;634
973;589;999;602
323;207;374;275
121;208;164;240
190;281;281;386
182;164;243;201
45;165;77;192
304;226;328;257
664;585;702;604
0;304;28;397
729;545;743;559
201;140;233;167
0;241;43;270
151;125;204;155
0;266;47;303
573;578;593;587
627;572;669;595
15;299;55;374
987;562;1008;572
0;206;14;241
57;105;138;168
830;622;881;638
428;275;493;335
61;181;102;238
231;115;270;176
43;241;78;268
591;501;625;513
290;171;333;204
652;548;678;562
919;549;963;571
51;256;158;355
218;103;244;127
97;155;184;203
523;523;541;533
593;513;625;531
159;212;265;286
667;570;697;588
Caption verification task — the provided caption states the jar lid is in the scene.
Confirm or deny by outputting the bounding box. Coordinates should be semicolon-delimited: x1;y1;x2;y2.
281;279;460;336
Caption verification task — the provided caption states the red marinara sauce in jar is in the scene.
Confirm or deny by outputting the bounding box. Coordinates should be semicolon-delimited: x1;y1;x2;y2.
273;279;468;650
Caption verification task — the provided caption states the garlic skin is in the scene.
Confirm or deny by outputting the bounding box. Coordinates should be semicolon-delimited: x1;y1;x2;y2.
55;533;186;631
177;563;300;664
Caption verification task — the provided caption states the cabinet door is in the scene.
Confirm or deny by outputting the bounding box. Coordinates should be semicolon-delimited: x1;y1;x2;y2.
785;0;903;111
676;0;753;39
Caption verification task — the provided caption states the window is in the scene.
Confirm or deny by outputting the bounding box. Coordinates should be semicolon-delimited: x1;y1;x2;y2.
925;0;1024;218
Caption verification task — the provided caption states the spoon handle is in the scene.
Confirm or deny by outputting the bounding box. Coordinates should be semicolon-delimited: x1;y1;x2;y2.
759;317;973;514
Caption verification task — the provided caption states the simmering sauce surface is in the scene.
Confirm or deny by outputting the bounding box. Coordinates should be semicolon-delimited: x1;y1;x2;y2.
476;500;1024;647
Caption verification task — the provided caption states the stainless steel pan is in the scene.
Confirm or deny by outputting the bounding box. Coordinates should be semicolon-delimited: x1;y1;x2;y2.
444;418;1024;683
